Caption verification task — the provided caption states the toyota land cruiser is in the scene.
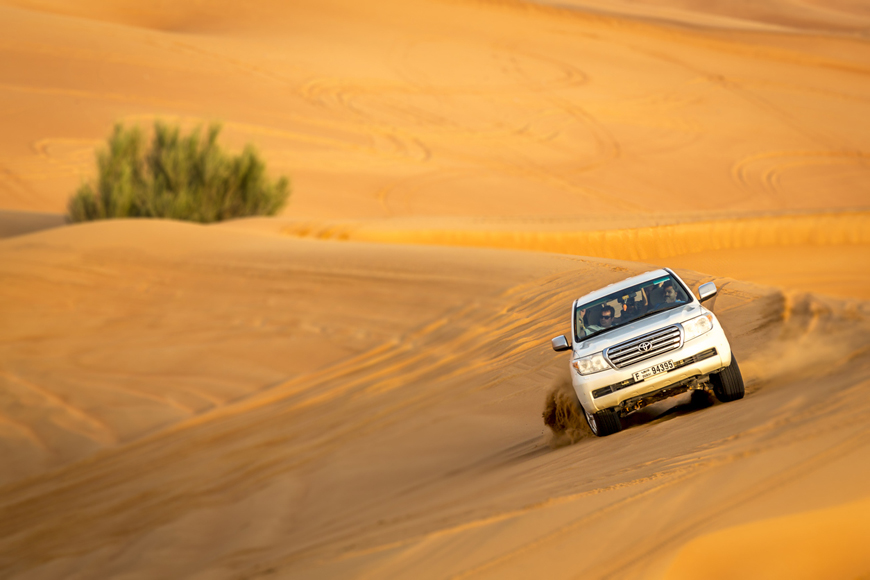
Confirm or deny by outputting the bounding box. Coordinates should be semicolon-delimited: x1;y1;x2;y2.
551;268;744;436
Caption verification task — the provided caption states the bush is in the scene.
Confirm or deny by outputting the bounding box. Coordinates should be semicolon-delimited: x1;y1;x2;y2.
68;122;289;223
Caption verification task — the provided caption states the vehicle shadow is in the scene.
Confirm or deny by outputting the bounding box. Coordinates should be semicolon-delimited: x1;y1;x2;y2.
620;389;716;430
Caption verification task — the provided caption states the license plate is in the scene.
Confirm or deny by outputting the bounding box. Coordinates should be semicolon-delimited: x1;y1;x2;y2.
633;360;675;382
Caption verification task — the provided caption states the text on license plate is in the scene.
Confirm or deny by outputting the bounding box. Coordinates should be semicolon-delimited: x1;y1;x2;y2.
633;360;675;382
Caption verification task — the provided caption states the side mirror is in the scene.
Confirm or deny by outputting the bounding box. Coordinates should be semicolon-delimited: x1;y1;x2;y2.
698;282;718;303
551;335;572;352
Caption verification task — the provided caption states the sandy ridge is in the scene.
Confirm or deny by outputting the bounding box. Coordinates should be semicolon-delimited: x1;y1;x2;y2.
280;211;870;260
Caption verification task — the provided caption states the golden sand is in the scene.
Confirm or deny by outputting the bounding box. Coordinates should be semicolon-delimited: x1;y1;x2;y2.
1;0;869;578
666;496;870;580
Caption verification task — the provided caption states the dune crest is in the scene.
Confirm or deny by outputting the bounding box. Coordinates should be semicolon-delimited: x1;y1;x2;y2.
283;211;869;260
531;0;870;33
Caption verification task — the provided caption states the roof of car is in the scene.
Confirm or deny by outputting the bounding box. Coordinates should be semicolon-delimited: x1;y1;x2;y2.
572;269;669;309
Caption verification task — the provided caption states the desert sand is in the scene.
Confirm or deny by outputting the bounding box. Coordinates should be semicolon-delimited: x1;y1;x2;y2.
1;0;869;578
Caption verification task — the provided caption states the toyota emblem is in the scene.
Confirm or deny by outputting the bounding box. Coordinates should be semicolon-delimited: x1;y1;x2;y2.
638;341;652;352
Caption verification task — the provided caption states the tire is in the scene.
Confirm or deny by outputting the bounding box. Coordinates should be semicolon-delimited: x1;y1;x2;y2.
583;405;622;437
711;355;745;402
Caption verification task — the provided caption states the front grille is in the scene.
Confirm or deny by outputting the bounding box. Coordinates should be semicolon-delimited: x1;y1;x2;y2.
605;325;683;369
593;347;718;399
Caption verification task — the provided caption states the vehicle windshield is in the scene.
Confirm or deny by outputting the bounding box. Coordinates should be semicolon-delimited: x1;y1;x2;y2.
574;274;691;343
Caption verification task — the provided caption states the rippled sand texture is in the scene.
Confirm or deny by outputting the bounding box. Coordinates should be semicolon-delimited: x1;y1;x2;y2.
3;0;869;219
3;221;869;579
1;1;870;579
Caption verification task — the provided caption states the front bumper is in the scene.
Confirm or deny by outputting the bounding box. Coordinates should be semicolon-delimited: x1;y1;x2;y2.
573;325;732;413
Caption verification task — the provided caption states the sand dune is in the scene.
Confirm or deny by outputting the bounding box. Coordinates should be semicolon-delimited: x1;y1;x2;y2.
1;221;869;579
2;0;870;578
222;210;870;299
0;220;558;484
0;210;64;239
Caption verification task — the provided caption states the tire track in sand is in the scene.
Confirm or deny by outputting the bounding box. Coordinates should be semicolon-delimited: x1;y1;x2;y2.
0;261;615;576
731;149;870;207
1;258;864;577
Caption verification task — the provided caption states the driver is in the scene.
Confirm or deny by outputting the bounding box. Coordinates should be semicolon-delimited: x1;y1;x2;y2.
598;305;616;328
577;305;616;336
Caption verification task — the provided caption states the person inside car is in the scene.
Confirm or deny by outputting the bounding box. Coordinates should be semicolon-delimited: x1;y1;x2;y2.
577;305;616;337
653;280;685;310
598;305;616;328
624;296;645;319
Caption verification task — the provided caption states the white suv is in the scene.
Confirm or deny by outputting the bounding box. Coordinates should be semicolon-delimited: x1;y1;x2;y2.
551;268;744;436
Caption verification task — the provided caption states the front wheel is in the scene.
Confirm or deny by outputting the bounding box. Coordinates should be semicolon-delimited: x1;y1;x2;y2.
583;405;622;437
711;355;745;402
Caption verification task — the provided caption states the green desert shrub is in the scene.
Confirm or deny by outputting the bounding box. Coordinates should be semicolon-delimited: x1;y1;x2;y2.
68;122;289;223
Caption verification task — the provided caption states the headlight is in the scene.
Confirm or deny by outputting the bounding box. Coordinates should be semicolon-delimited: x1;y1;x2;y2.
682;314;714;341
572;352;610;375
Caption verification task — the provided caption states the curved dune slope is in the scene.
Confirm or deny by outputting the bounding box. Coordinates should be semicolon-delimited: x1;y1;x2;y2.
0;220;562;484
666;496;870;580
1;221;869;579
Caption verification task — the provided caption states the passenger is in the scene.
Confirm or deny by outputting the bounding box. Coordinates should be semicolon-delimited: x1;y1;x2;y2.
575;307;587;336
663;281;678;303
653;280;685;310
624;297;644;319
